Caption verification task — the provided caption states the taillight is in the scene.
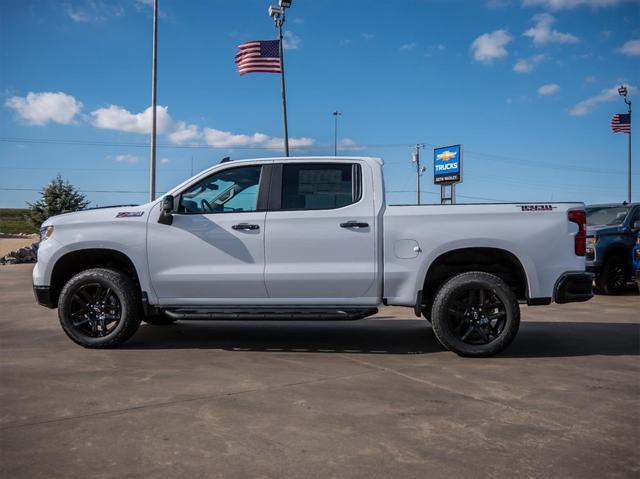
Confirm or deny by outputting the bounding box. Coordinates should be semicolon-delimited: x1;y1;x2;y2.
568;210;586;256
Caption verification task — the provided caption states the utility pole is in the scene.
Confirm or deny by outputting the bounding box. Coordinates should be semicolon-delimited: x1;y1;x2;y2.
332;111;341;156
618;85;632;203
412;144;426;205
149;0;158;201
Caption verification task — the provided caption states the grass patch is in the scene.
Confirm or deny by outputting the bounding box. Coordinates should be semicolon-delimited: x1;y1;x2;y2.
0;209;37;234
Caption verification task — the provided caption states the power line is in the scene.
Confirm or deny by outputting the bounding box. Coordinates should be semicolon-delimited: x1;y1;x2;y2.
2;136;637;177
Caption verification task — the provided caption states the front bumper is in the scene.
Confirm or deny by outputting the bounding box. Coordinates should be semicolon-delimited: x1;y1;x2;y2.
554;272;594;304
33;285;55;308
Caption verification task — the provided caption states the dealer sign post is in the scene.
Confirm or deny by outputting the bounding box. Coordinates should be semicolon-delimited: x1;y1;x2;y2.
434;144;462;204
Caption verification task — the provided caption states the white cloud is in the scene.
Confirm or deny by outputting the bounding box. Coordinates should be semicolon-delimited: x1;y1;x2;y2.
569;83;636;116
90;105;172;134
362;33;374;40
523;0;624;9
283;31;301;50
470;29;512;63
538;83;560;96
618;39;640;56
5;91;82;125
203;127;314;150
65;1;124;23
399;42;417;51
337;138;365;151
160;157;170;164
113;154;143;164
168;121;200;144
523;13;578;46
513;53;546;73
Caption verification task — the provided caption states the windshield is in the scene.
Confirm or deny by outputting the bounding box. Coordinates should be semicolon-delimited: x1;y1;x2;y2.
586;206;630;226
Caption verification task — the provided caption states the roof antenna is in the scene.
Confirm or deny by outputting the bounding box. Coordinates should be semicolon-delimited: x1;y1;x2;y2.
219;156;231;164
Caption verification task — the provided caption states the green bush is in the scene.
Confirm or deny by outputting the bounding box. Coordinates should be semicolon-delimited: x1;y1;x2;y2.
26;175;89;228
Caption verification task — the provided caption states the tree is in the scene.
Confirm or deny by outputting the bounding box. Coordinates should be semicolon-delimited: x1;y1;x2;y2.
27;175;89;227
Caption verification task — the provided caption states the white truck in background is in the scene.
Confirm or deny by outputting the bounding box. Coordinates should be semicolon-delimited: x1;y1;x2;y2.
33;157;593;356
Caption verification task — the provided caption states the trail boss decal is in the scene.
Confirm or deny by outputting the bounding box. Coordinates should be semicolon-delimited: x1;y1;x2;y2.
518;205;557;212
116;211;145;218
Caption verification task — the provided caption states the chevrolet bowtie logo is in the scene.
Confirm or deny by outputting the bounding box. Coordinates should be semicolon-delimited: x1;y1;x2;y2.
437;150;457;161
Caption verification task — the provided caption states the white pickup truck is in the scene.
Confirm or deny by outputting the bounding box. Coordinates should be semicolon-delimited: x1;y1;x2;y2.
33;157;593;356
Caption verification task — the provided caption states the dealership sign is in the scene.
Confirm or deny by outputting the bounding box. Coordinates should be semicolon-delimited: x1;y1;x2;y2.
434;144;462;185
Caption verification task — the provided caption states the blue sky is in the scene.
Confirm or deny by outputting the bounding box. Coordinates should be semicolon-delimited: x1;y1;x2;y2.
1;0;639;208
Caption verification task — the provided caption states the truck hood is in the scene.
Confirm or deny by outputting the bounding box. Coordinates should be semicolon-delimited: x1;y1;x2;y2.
586;224;623;236
42;204;154;227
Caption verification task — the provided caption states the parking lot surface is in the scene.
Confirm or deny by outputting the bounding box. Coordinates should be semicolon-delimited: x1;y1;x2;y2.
0;264;638;478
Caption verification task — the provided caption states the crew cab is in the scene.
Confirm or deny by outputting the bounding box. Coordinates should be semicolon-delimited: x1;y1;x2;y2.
585;202;640;294
33;157;593;357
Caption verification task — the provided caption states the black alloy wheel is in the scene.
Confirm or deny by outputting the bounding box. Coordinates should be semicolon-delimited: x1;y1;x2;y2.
58;268;141;348
446;287;507;345
430;271;520;357
596;256;628;295
68;283;122;337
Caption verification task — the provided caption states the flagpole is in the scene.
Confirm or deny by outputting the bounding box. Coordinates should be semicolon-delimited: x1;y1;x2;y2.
627;99;632;203
277;16;289;157
269;3;291;157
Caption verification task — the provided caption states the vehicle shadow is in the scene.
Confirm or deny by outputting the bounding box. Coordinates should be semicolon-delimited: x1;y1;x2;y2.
124;320;640;358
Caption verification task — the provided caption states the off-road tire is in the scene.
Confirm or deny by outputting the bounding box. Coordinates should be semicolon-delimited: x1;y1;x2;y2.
595;256;627;295
430;271;520;357
58;268;142;348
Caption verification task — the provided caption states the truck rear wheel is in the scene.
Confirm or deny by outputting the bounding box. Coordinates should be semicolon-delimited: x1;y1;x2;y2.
430;272;520;357
58;268;142;348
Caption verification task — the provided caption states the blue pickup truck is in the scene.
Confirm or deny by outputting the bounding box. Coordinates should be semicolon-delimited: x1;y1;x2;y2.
585;202;640;294
633;232;640;290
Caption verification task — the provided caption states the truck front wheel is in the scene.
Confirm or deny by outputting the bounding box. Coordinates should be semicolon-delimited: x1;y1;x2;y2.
58;268;142;348
430;272;520;357
595;256;627;295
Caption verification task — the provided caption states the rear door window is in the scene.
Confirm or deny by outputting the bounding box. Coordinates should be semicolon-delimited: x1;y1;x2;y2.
280;163;361;210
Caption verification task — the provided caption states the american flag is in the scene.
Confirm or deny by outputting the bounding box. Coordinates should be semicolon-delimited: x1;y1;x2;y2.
235;40;281;75
610;113;631;133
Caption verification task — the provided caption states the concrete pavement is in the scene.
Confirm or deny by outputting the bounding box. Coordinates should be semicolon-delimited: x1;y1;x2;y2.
0;264;638;478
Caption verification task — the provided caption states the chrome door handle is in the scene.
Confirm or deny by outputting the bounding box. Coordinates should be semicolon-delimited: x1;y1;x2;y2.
340;221;369;228
232;223;260;231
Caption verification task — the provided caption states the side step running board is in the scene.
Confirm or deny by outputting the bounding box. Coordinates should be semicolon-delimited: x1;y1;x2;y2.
163;307;378;321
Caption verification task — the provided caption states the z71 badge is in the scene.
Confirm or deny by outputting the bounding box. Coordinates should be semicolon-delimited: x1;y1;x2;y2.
116;211;144;218
518;204;556;212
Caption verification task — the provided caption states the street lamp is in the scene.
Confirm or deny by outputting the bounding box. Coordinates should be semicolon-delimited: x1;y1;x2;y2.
332;111;341;156
268;0;292;156
618;85;628;98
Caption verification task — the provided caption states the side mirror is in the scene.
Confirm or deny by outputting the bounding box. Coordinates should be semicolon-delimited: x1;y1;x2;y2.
162;195;174;214
158;195;175;225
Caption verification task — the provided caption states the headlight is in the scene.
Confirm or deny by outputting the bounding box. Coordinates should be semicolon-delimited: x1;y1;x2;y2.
39;225;54;242
585;236;597;246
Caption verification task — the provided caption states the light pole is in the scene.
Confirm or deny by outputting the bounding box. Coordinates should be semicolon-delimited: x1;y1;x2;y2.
412;144;426;205
268;0;292;157
618;85;632;203
149;0;158;201
332;111;341;156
